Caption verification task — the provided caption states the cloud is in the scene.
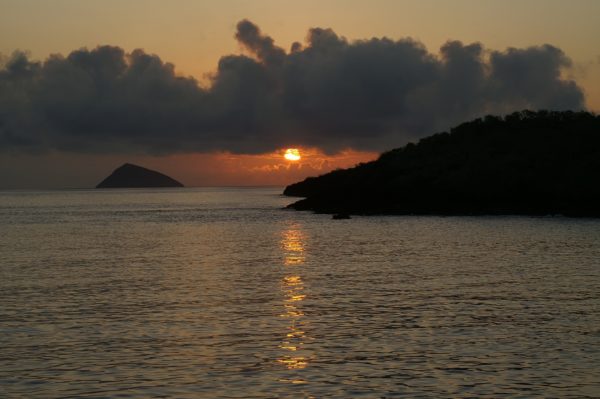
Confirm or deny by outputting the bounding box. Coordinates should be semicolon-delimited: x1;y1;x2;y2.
0;20;586;155
235;19;286;66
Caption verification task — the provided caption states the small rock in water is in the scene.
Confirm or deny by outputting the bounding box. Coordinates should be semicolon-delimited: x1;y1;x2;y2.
332;213;351;220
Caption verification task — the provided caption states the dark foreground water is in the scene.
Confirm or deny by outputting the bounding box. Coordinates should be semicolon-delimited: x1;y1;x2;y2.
1;188;599;398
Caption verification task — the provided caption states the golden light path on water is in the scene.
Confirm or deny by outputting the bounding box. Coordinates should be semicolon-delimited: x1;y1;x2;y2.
278;225;311;382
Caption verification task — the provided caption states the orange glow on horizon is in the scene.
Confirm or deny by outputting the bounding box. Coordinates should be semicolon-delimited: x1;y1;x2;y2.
118;147;378;187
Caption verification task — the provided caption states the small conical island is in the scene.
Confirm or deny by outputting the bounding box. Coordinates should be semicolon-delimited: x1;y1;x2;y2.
96;163;184;188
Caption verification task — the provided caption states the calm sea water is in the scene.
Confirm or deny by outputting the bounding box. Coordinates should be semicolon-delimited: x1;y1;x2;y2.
1;188;599;398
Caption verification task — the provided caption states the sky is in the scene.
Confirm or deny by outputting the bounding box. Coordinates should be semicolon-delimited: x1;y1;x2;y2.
1;0;599;188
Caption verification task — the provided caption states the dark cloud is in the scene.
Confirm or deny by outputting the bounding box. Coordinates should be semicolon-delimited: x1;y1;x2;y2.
0;20;586;155
235;19;286;66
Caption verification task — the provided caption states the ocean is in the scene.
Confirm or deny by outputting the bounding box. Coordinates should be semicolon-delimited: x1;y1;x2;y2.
1;187;599;398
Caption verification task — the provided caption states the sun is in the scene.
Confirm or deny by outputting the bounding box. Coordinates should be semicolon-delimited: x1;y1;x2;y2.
284;148;301;161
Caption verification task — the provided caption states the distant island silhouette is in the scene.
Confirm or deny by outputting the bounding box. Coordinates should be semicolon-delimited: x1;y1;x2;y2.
96;163;184;188
284;110;600;217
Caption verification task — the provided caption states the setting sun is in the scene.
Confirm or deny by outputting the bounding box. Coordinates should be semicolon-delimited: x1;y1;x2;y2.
284;148;301;161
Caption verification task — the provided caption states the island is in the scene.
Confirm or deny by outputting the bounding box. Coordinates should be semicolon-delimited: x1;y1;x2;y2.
284;110;600;217
96;163;184;188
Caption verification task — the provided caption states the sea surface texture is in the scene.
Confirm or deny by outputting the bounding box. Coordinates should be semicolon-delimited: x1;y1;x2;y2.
1;188;599;398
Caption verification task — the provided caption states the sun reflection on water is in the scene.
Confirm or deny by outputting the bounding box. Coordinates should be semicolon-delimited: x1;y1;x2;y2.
282;229;306;266
278;225;311;371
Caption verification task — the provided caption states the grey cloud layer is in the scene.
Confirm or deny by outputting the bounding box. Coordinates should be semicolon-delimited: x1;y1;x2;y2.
0;20;585;154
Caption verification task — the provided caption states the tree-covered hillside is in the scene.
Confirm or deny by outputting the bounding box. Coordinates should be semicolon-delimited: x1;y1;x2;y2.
284;110;600;217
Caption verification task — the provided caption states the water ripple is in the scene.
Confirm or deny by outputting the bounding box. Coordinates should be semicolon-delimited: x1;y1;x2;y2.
1;188;599;397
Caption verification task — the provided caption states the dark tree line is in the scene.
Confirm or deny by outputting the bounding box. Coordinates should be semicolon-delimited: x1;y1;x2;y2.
284;110;600;217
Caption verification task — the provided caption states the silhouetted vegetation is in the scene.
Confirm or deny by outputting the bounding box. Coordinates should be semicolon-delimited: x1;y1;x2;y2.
284;110;600;217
